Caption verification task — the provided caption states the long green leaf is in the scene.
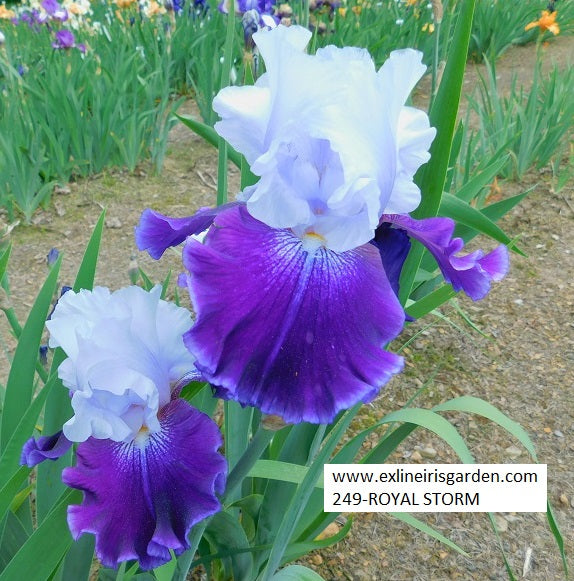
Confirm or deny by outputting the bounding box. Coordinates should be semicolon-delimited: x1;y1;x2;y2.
454;155;508;203
37;211;106;523
271;565;325;580
405;286;456;320
454;190;531;243
248;460;313;487
0;243;11;283
204;510;253;581
258;406;360;580
432;396;537;460
0;467;30;527
0;255;62;451
224;401;254;502
0;376;56;489
283;516;353;562
176;114;242;169
391;513;469;556
0;489;81;581
439;193;524;255
399;0;477;304
368;408;474;463
546;500;569;577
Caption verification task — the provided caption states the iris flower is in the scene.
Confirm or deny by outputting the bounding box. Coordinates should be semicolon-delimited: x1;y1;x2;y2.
52;29;85;52
525;10;560;35
137;26;508;425
218;0;278;28
22;286;226;569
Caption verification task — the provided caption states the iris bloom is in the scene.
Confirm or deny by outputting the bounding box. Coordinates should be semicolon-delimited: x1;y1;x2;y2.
22;286;226;569
525;10;560;35
52;29;85;52
0;5;16;19
219;0;278;28
137;26;508;425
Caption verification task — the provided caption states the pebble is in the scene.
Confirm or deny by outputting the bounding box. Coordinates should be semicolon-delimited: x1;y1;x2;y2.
106;217;123;229
494;514;508;532
54;185;71;195
554;430;564;438
421;446;438;459
310;554;323;566
513;299;524;305
411;450;423;462
559;494;569;506
551;234;560;241
505;445;522;459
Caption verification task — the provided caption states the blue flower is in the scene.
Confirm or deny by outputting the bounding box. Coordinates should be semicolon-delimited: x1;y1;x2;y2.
22;285;226;569
137;26;508;424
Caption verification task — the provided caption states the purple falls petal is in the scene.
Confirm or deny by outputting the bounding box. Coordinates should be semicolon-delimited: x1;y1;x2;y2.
135;202;242;260
21;430;73;467
182;205;405;424
62;399;226;570
382;213;509;301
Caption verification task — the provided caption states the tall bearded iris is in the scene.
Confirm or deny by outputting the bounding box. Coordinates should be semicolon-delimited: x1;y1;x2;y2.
21;286;226;570
136;26;508;425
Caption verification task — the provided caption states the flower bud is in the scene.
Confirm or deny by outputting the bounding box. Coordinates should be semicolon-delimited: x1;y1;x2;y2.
431;0;442;23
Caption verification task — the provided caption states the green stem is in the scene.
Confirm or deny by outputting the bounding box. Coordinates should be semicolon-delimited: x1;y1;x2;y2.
430;20;442;110
223;426;275;502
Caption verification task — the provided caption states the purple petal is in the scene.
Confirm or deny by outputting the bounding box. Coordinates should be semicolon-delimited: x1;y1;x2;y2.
62;399;226;570
20;431;73;467
182;205;405;424
135;202;241;260
53;29;75;49
371;223;411;298
382;214;509;301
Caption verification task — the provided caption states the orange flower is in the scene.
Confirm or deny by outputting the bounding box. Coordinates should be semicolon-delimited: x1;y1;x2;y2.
0;4;16;18
525;10;560;35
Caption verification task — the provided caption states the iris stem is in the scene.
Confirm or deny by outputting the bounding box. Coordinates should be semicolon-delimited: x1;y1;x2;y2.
223;426;276;502
430;20;441;110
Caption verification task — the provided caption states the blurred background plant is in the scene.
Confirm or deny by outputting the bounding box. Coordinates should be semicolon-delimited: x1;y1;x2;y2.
0;0;572;220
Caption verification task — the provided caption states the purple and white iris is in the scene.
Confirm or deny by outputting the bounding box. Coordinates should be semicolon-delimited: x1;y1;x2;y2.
22;286;226;570
136;25;508;425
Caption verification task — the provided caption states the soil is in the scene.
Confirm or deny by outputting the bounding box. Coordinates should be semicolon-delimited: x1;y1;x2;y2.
1;33;573;581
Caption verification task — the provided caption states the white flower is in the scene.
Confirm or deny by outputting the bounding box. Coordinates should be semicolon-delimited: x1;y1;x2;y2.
47;286;195;443
213;25;436;253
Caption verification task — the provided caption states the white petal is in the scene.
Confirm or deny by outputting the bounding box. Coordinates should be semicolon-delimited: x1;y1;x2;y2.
211;28;434;250
49;286;195;443
213;85;271;165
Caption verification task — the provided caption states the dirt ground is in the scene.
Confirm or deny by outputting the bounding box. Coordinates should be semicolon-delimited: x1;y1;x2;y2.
1;33;573;581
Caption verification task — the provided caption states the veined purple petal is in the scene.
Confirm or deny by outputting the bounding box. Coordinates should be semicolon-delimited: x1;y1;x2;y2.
182;205;405;424
382;214;509;301
20;431;73;467
135;202;241;260
62;399;226;570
